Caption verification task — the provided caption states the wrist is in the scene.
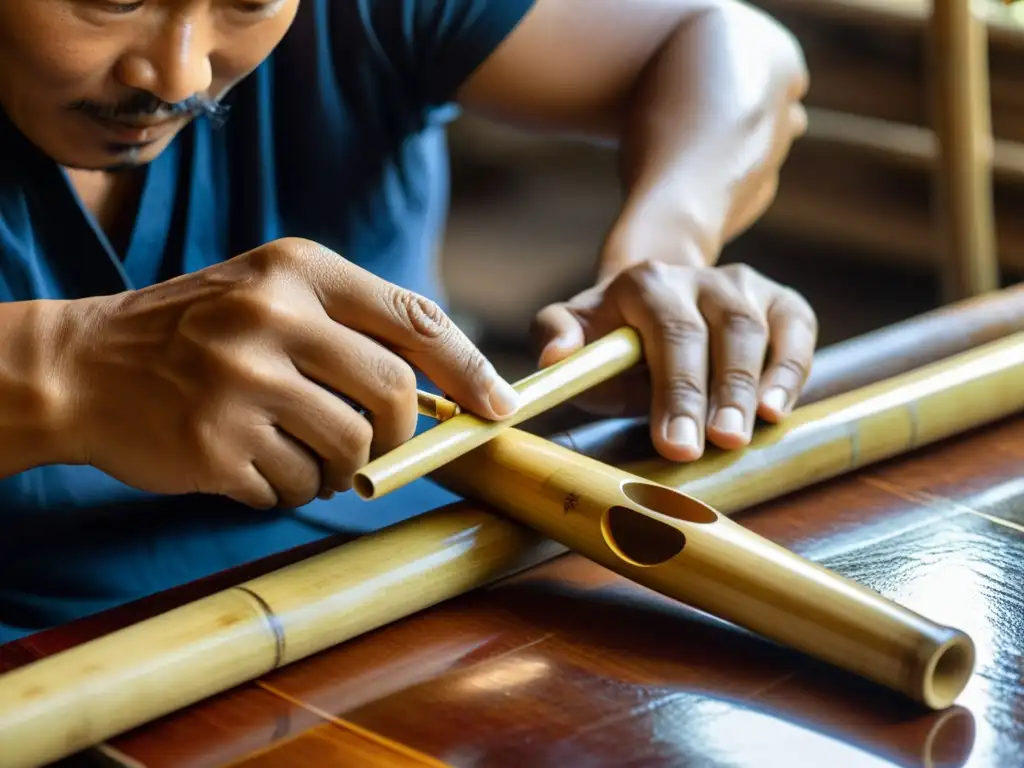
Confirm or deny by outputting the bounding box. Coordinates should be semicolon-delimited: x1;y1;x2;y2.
598;186;727;280
25;299;95;467
0;299;82;471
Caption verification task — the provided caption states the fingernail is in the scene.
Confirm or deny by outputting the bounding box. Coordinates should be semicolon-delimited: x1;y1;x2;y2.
667;416;699;451
761;387;788;414
488;379;521;418
711;406;745;436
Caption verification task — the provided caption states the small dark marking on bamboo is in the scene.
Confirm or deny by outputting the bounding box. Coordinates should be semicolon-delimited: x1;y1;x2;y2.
233;586;286;670
563;493;580;513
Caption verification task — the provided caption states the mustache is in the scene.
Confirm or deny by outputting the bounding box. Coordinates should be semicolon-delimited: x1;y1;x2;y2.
68;92;230;127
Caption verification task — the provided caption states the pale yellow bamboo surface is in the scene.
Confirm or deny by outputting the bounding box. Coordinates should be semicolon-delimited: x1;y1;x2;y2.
0;511;564;768
2;333;1024;768
354;326;642;499
433;436;978;710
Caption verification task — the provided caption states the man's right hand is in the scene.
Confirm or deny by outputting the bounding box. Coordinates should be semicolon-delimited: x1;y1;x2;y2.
60;238;521;509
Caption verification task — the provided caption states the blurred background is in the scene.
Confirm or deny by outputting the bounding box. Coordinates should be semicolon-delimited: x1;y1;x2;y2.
437;0;1024;385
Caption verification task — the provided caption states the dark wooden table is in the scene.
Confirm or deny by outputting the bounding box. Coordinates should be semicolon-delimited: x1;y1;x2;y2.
3;416;1023;768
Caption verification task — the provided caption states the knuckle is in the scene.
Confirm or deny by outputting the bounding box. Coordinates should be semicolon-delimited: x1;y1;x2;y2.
773;357;812;383
374;357;417;403
458;347;492;386
659;315;708;347
242;293;301;331
781;289;819;328
719;262;762;285
617;258;681;292
214;350;279;393
254;237;318;271
243;241;291;275
723;307;768;337
338;416;374;464
719;367;761;396
282;462;322;507
665;373;707;410
391;290;451;342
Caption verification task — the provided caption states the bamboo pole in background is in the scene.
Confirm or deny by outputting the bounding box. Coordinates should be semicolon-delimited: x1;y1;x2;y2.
930;0;1000;299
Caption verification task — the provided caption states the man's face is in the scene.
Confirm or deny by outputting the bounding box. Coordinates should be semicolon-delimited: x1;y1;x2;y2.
0;0;299;171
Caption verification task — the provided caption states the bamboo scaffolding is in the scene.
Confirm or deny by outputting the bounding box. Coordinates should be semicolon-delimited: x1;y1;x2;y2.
2;333;1024;768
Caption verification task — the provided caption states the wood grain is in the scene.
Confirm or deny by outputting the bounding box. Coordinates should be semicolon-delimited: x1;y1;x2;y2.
44;416;1020;768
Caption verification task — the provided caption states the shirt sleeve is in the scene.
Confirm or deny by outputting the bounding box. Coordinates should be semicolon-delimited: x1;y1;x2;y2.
344;0;536;113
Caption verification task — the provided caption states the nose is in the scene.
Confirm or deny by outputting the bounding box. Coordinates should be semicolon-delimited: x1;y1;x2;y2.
115;16;213;105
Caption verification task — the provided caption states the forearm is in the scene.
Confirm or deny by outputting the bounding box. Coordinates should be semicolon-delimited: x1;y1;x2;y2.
0;299;79;476
602;1;808;275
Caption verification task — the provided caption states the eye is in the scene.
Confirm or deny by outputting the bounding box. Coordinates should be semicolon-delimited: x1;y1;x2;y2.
233;0;280;14
100;0;144;12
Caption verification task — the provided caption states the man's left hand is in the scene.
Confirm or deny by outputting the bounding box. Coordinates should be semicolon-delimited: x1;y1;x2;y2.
533;261;817;462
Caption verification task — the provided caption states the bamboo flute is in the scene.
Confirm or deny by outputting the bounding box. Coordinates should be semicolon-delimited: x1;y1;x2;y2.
430;334;1024;707
355;326;642;499
2;335;1024;767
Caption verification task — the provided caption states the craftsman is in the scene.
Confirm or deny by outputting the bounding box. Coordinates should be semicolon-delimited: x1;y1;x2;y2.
0;0;814;640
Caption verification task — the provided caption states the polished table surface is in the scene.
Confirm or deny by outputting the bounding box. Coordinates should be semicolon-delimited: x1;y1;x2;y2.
3;416;1023;768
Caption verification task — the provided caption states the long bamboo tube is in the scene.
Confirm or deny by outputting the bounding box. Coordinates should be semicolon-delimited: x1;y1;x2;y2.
355;327;642;499
2;334;1024;767
798;281;1024;404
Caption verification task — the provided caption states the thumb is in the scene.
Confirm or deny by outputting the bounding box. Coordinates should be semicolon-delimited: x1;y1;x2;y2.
534;304;586;368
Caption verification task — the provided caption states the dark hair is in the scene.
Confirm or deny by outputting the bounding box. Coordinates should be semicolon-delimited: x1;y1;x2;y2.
68;92;230;127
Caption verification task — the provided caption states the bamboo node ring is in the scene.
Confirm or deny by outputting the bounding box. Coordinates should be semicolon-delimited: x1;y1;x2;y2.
233;586;286;670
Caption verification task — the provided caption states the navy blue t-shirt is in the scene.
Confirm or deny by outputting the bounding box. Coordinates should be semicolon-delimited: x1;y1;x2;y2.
0;0;535;641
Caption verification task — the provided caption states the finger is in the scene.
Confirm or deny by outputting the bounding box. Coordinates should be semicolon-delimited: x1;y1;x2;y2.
268;374;374;493
250;425;324;509
533;303;586;368
613;265;708;462
285;317;419;456
757;291;817;422
790;102;808;138
700;280;769;450
222;463;279;510
305;253;521;421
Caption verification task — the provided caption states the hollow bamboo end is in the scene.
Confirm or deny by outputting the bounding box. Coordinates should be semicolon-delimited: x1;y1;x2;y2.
916;630;976;710
353;472;377;499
